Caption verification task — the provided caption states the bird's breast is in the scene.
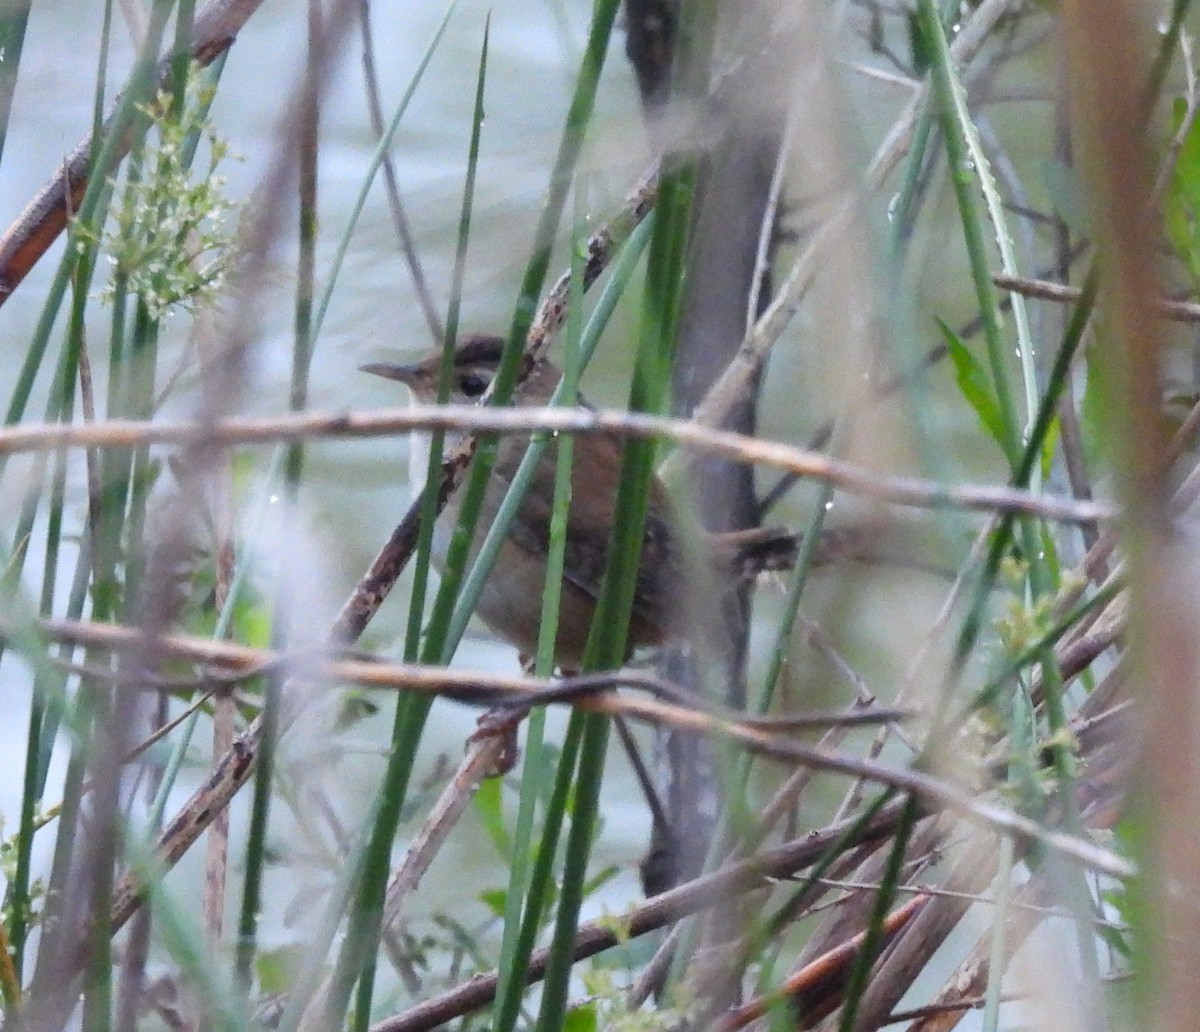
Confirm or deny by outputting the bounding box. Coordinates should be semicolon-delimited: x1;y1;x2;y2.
407;428;455;566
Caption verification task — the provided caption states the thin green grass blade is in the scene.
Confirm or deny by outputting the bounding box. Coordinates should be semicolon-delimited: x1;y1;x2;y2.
489;212;655;1032
319;20;490;1031
491;176;590;1026
916;0;1019;469
418;0;622;677
0;1;31;169
536;153;693;1032
234;10;323;990
836;795;919;1032
309;0;460;344
441;212;654;660
403;2;480;671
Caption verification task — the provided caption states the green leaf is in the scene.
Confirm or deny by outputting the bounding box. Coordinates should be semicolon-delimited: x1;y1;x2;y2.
1096;919;1131;960
90;576;123;618
333;692;380;730
235;595;272;649
582;863;619;899
1038;412;1060;484
479;887;507;918
938;318;1008;453
1039;156;1090;238
563;1002;598;1032
588;932;660;970
1079;350;1108;473
905;11;929;74
256;944;309;996
474;776;511;860
1165;96;1200;287
1037;522;1061;583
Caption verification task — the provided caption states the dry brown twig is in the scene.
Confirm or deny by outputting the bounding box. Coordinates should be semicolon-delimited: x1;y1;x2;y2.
366;670;1136;1032
366;799;915;1032
24;615;906;731
678;197;854;442
13;615;1131;882
711;894;928;1032
356;0;445;344
0;405;1114;526
994;271;1200;323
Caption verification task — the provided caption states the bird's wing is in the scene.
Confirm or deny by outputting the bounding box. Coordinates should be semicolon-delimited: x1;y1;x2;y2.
491;431;679;616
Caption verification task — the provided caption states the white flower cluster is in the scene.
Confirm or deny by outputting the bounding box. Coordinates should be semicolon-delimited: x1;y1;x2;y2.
83;62;241;320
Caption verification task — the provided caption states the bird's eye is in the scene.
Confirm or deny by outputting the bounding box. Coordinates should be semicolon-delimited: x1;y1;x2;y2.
460;372;489;398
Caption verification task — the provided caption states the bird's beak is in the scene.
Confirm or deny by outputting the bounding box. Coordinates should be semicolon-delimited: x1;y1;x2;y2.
359;362;421;387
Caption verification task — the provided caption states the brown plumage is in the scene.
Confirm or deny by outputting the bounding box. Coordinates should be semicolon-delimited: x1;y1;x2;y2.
362;335;796;668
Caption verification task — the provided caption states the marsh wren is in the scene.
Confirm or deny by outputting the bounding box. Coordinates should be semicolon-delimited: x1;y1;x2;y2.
363;334;796;669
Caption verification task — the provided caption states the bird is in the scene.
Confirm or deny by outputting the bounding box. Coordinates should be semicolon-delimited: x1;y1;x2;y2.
361;334;798;670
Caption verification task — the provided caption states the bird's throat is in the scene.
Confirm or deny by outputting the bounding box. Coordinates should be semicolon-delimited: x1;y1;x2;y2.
406;423;456;567
407;427;434;500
